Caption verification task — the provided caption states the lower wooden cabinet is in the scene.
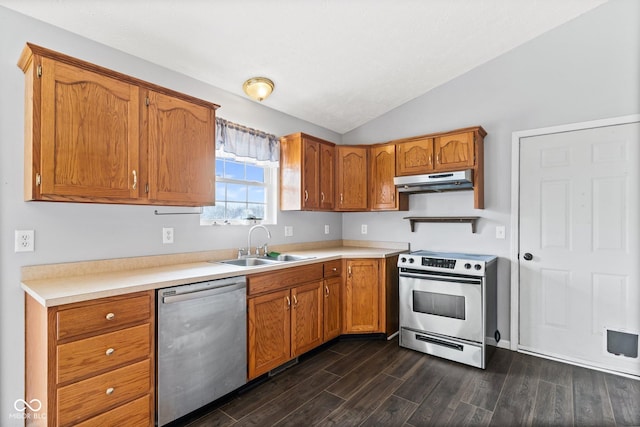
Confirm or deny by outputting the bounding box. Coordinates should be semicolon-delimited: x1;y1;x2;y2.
291;281;324;356
344;259;380;333
25;291;155;427
247;281;324;379
343;256;399;336
323;276;342;341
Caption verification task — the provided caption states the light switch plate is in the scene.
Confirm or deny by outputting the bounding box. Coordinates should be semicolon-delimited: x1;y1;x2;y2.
496;225;506;240
324;225;330;234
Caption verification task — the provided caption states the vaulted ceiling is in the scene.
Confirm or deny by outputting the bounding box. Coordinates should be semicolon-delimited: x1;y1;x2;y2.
0;0;609;133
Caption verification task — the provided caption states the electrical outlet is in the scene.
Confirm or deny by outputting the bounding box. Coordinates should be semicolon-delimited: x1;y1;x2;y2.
284;226;293;237
163;227;174;244
361;224;368;234
495;225;506;240
324;225;330;234
15;230;35;252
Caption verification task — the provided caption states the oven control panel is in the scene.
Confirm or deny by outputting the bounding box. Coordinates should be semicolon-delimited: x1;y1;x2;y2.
398;252;493;276
422;257;456;269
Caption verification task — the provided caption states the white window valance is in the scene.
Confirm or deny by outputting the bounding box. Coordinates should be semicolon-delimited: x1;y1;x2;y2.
215;117;279;165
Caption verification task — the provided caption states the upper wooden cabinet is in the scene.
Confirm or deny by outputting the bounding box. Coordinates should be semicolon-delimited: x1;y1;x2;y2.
18;43;218;206
280;133;335;211
146;91;215;205
395;137;435;176
369;143;408;211
395;126;486;209
335;145;368;211
395;127;485;175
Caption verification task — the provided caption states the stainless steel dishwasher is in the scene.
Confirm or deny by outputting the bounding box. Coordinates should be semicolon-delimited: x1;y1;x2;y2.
156;276;247;426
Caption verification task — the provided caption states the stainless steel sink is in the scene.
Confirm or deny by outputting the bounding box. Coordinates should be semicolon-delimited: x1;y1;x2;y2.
274;254;314;262
212;254;314;267
218;257;282;267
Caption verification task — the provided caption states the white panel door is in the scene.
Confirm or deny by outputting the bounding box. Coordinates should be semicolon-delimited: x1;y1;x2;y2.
519;122;640;376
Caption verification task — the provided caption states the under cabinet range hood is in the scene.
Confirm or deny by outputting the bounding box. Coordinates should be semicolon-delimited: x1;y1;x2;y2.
394;169;473;193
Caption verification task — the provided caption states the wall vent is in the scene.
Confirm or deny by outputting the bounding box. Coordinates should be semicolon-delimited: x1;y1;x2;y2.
606;329;638;358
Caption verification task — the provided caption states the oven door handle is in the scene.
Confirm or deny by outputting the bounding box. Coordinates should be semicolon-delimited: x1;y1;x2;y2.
415;334;464;352
399;271;482;285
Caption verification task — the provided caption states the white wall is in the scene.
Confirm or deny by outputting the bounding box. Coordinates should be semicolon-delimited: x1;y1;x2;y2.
341;0;639;348
0;7;343;423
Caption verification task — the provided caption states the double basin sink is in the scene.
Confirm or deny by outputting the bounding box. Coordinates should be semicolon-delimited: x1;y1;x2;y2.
217;254;313;267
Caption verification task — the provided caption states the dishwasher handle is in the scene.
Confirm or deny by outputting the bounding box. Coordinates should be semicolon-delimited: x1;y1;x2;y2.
162;281;246;304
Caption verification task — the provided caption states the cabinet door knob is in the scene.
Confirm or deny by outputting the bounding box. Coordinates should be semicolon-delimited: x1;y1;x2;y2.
325;286;329;297
286;296;291;309
105;312;115;321
523;253;534;261
105;348;115;356
132;170;137;190
304;190;309;202
292;295;298;307
106;387;115;395
321;192;325;202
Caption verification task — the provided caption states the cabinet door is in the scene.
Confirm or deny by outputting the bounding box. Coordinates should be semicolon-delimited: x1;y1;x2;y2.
395;138;434;176
248;289;291;379
434;131;475;170
291;281;324;356
323;277;342;341
319;142;335;210
147;91;215;206
370;143;406;211
302;139;320;209
336;146;368;210
40;58;140;201
344;259;380;333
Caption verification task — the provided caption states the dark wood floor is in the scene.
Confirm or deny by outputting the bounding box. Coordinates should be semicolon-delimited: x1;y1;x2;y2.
184;337;640;427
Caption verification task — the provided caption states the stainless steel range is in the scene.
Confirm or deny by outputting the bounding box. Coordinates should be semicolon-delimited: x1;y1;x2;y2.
398;250;499;369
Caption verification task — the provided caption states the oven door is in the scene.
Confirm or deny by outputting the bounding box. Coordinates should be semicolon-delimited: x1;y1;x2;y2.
399;272;483;343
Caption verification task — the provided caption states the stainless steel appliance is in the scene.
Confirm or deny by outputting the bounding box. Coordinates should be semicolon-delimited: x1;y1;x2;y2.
156;276;247;426
394;169;473;193
398;251;498;368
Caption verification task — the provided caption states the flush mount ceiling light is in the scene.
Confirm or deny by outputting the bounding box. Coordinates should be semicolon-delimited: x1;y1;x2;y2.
242;77;274;101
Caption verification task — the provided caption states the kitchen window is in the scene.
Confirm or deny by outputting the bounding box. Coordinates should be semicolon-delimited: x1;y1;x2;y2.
201;118;279;225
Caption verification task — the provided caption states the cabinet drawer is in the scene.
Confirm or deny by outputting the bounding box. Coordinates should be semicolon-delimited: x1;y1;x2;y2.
323;260;342;278
57;359;151;426
57;323;151;384
73;394;151;427
57;293;151;340
248;263;323;296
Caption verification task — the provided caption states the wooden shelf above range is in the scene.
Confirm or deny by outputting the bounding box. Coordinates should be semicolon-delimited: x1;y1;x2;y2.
403;216;481;233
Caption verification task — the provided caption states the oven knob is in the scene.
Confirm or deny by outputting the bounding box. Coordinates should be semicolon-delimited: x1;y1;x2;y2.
409;258;415;263
401;257;407;263
464;263;471;269
474;264;482;270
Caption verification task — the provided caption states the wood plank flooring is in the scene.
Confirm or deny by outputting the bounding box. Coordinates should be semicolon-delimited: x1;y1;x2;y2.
182;337;640;427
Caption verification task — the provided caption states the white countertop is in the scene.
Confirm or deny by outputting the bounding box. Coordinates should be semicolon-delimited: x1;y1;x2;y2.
21;246;405;307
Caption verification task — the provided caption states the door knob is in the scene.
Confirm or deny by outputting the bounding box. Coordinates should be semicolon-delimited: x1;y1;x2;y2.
523;253;533;261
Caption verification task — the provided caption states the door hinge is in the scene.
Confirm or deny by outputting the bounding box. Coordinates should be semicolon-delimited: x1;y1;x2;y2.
36;65;42;78
145;97;150;107
35;173;41;186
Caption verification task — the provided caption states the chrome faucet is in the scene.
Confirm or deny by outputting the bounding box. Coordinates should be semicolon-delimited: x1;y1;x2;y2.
247;225;271;256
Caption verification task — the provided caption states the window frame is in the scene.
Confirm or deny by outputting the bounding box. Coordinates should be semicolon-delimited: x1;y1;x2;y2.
200;150;278;226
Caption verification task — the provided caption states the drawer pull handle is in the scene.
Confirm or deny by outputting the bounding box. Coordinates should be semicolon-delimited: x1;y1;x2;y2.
105;312;115;321
105;348;115;356
106;387;115;395
325;286;329;297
